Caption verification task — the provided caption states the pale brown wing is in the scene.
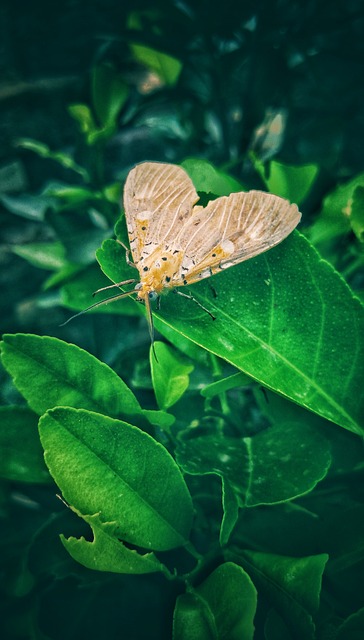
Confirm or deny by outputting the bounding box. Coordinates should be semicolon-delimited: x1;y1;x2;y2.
170;190;301;285
123;162;199;264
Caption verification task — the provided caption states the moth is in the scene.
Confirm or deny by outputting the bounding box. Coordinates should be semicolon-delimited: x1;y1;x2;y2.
65;162;301;341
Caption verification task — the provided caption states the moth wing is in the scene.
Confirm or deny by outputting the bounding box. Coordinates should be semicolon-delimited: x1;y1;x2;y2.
123;162;199;264
173;190;301;285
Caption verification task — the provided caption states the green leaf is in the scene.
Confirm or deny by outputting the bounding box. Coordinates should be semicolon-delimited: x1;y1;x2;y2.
16;138;89;181
92;64;129;128
236;551;328;639
141;408;175;430
96;237;137;283
68;103;117;146
150;342;194;410
97;227;364;437
38;407;194;550
103;181;123;205
308;173;364;246
68;104;96;136
181;158;244;196
130;44;182;86
201;372;251;398
220;481;239;547
173;593;216;640
151;322;214;367
0;334;142;419
173;564;257;640
243;422;331;506
11;241;67;271
0;406;49;483
61;515;164;574
192;562;257;640
176;422;331;506
45;185;99;204
152;233;364;436
255;159;319;204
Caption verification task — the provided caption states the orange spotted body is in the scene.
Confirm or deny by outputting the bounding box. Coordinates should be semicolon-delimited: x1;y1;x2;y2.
135;249;184;300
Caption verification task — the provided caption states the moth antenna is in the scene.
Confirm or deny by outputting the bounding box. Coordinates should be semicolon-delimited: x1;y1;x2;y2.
144;293;158;361
60;290;137;327
92;279;137;297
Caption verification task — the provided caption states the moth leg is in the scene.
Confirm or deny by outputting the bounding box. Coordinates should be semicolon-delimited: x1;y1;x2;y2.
209;283;218;299
116;240;138;270
93;279;137;297
174;290;216;320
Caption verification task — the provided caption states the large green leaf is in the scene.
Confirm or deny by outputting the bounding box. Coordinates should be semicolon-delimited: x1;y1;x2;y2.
97;233;364;435
0;334;142;419
39;407;194;550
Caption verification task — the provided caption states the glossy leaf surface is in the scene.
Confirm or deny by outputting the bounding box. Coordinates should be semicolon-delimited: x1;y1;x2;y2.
150;341;194;410
176;422;331;506
97;231;364;435
0;333;142;418
61;515;164;574
236;551;328;639
39;407;194;550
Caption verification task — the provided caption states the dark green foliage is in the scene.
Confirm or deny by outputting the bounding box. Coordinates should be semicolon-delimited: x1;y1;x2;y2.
1;2;364;639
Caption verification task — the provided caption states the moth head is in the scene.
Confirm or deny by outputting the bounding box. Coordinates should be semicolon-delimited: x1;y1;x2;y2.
134;281;158;301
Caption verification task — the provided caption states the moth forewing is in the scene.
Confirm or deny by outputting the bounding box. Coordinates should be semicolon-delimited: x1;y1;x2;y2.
123;162;199;265
169;189;301;285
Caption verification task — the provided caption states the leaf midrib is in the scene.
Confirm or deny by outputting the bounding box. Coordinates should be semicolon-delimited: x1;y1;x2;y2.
3;339;140;417
47;412;189;546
